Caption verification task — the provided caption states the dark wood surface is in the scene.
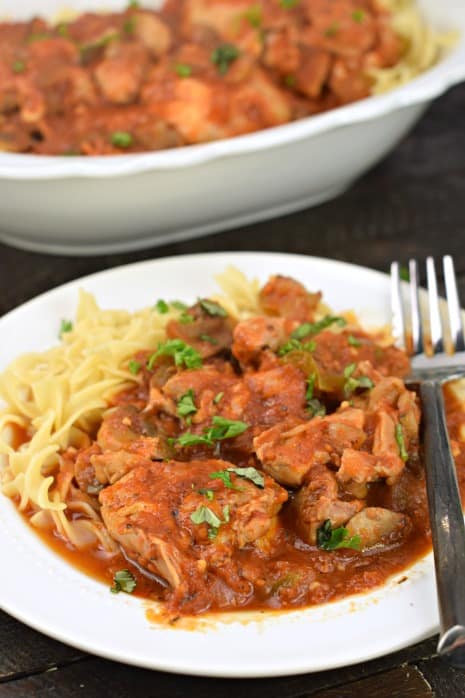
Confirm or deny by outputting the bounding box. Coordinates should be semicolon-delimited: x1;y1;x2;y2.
1;83;465;698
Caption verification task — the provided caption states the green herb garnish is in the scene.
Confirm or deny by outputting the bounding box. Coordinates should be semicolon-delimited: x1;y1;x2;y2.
352;9;365;22
200;334;219;345
317;520;361;551
211;43;240;75
59;319;73;338
111;131;133;149
190;504;229;538
324;22;340;37
179;311;194;324
12;60;25;73
210;469;240;490
176;416;249;448
278;338;316;356
395;423;408;461
175;63;192;78
147;339;202;370
198;487;214;501
199;299;227;317
291;315;347;341
280;0;300;8
244;5;262;27
227;466;264;488
171;300;187;311
177;389;197;419
155;299;169;314
213;391;224;404
348;335;362;347
128;359;141;375
110;569;137;594
306;399;326;418
123;16;136;34
343;363;374;397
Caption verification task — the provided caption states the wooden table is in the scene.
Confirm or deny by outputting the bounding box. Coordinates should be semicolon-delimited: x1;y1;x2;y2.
1;83;465;698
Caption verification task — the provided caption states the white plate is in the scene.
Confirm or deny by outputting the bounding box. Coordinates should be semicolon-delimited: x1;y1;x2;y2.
0;252;437;677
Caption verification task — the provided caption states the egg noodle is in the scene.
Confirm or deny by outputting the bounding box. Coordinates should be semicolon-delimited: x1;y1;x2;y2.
371;0;457;94
0;267;268;549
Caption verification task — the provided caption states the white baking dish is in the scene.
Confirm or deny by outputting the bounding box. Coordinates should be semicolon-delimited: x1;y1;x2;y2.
0;0;464;256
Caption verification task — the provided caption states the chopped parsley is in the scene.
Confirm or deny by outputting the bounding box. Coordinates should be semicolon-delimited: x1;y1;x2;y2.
59;319;73;338
171;300;187;311
343;363;374;397
280;0;300;8
175;63;192;78
348;335;362;347
352;9;365;22
200;334;219;345
395;423;408;462
210;469;241;490
56;23;69;37
278;338;316;356
179;311;195;324
128;359;141;375
317;520;361;551
211;43;240;75
110;569;137;594
176;416;249;448
147;339;202;370
190;504;230;538
12;60;25;73
291;315;347;341
227;466;264;488
128;0;140;7
155;299;170;314
284;74;296;88
123;16;136;34
244;5;262;27
198;487;214;501
306;399;326;418
199;298;228;317
177;389;197;419
305;374;326;416
324;22;340;37
111;131;133;149
213;391;224;404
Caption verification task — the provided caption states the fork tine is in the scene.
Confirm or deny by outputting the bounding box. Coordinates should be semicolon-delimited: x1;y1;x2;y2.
426;256;444;354
443;255;465;352
409;259;424;354
390;261;406;350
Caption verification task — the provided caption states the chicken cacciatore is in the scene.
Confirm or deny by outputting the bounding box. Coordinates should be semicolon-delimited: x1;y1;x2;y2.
41;273;457;617
0;0;403;155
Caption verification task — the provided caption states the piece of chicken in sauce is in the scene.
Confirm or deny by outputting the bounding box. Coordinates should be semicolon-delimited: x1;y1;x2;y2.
100;458;287;613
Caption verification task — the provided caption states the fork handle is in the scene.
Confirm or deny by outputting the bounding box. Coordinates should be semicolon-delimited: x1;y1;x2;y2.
420;379;465;667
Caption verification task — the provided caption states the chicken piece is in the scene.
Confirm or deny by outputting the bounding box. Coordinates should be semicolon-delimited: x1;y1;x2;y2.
231;316;292;366
301;0;377;58
99;459;287;611
245;364;307;428
74;405;166;493
166;300;234;358
259;275;322;321
345;507;411;549
181;0;253;42
94;42;149;104
132;11;172;57
312;334;410;379
337;448;405;486
294;47;332;99
254;407;366;487
293;465;364;545
160;364;250;424
227;67;292;133
329;56;371;103
262;27;301;76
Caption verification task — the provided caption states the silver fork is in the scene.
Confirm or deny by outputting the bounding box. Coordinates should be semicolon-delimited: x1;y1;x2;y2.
391;255;465;668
